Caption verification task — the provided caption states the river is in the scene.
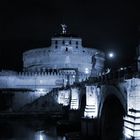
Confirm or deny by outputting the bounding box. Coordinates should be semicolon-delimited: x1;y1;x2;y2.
0;119;68;140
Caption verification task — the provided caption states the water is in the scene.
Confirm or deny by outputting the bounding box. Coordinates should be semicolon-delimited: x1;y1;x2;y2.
0;118;125;140
0;119;67;140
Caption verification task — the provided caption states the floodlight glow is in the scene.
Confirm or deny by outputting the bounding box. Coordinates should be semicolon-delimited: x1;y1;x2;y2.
85;68;89;74
39;134;43;140
36;88;46;96
108;52;114;58
35;131;46;140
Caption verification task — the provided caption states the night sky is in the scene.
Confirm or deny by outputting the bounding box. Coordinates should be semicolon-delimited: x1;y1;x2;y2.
0;0;139;71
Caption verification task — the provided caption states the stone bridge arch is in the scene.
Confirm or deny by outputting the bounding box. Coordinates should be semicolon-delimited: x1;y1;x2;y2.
82;85;128;139
98;86;127;140
98;85;127;119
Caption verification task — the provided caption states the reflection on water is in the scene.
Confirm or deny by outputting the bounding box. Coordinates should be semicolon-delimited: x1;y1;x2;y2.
0;118;125;140
0;119;66;140
35;131;66;140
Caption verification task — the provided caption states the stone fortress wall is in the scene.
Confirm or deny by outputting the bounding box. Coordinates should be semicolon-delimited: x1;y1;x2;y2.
0;34;105;90
0;69;90;89
23;37;105;75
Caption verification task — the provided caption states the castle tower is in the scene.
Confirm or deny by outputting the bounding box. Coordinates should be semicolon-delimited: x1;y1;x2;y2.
23;25;105;80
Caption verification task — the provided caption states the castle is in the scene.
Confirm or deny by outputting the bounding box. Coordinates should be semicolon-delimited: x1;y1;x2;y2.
0;25;105;111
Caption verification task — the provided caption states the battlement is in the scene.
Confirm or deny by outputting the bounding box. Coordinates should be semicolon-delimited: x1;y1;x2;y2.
0;69;91;90
0;70;78;77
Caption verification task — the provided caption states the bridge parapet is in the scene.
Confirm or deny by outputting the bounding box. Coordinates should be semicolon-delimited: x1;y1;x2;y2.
87;65;138;85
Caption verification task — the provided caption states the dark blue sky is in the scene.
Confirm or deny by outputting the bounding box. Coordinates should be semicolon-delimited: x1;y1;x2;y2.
0;0;139;70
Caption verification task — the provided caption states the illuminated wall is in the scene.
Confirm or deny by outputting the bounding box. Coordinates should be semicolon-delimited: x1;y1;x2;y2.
57;89;70;106
0;72;66;89
124;78;140;139
70;87;80;110
84;85;99;118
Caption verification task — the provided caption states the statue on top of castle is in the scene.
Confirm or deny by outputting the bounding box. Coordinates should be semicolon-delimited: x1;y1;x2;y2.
61;24;67;34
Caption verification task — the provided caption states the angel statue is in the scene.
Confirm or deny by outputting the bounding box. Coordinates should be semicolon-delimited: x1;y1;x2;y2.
61;24;67;34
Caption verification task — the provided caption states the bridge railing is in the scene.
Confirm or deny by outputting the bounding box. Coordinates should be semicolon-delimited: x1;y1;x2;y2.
87;65;138;84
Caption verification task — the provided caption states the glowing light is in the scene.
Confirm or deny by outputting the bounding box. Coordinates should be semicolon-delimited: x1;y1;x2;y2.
108;52;114;58
37;89;44;92
35;131;46;140
85;68;89;74
36;88;46;96
39;133;43;140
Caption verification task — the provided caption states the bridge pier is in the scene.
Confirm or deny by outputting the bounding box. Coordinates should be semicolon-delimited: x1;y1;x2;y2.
124;78;140;139
84;85;99;118
81;117;98;138
124;111;140;140
70;87;79;110
69;87;80;122
57;89;70;106
81;85;99;138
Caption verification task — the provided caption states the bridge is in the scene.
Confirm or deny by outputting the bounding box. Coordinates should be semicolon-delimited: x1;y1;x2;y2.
53;64;139;140
0;66;139;139
0;67;139;139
